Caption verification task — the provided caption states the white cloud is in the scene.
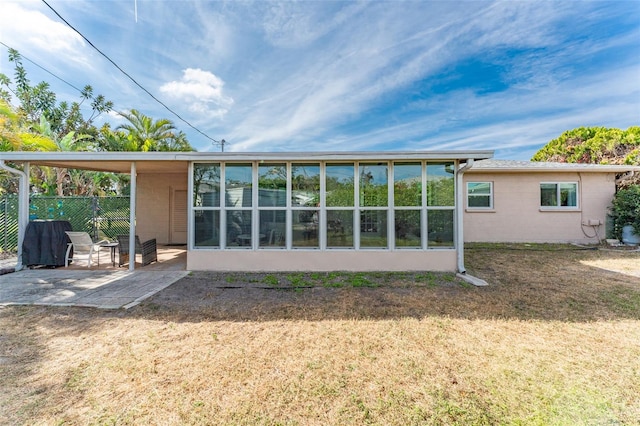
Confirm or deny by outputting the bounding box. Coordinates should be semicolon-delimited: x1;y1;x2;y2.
0;1;85;62
159;68;234;119
261;1;367;48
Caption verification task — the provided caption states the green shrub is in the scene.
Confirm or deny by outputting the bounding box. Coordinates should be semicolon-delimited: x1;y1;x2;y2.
610;185;640;239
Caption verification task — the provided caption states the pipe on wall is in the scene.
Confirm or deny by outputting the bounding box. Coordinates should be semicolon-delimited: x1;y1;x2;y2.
455;159;474;274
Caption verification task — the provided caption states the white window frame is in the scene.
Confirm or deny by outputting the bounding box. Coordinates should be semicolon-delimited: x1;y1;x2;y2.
466;181;493;210
540;182;579;210
190;160;459;251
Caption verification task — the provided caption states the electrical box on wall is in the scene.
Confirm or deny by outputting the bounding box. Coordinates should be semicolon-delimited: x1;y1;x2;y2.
582;219;602;226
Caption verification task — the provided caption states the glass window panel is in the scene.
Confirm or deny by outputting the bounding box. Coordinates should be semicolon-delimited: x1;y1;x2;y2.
394;163;422;207
360;163;388;207
259;164;287;207
292;163;320;207
226;210;252;247
326;163;355;207
194;210;220;247
259;210;286;248
540;183;557;207
395;210;421;247
327;210;354;248
467;182;491;195
225;164;253;207
427;162;455;206
360;210;388;248
468;196;491;208
427;210;454;248
292;209;319;248
193;163;220;207
467;182;492;208
560;183;577;207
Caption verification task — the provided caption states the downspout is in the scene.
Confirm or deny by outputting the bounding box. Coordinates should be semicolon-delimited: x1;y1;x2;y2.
456;159;474;274
0;160;29;271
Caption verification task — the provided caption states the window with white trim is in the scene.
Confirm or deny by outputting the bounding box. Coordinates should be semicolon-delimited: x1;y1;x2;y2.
467;182;493;209
192;160;458;250
540;182;578;208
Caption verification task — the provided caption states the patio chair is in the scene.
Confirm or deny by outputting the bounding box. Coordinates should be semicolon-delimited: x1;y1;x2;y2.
64;231;111;268
117;235;158;267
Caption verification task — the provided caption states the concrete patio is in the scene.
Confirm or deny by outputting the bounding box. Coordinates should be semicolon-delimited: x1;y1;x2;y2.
0;246;188;309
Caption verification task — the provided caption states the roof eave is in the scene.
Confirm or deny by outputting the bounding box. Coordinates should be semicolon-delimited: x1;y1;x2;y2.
468;166;640;173
1;150;494;162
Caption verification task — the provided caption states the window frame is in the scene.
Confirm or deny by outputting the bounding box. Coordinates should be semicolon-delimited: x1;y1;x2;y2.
466;181;494;210
393;162;424;249
539;182;579;210
190;159;459;251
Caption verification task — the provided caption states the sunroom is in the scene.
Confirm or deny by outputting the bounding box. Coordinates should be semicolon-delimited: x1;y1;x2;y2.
186;151;492;272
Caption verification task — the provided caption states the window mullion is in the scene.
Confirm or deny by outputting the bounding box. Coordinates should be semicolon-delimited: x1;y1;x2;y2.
388;162;395;250
251;162;258;249
354;162;360;249
320;162;326;249
286;163;292;249
422;161;427;249
220;163;227;248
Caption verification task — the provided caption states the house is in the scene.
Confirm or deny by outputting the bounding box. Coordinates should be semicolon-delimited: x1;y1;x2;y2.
1;152;637;273
463;159;639;244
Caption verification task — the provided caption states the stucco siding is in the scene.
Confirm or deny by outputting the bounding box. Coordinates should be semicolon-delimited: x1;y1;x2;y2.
136;173;187;245
463;172;615;243
187;249;457;272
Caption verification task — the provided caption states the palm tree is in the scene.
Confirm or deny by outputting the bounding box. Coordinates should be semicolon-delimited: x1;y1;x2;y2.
116;109;194;152
32;115;91;196
158;130;194;152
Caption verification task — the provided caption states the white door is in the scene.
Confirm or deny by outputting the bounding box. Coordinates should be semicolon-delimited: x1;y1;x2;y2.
170;189;188;244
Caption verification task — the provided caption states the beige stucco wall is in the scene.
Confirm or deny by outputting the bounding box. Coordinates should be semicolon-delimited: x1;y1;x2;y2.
463;172;616;243
136;172;187;245
187;249;457;272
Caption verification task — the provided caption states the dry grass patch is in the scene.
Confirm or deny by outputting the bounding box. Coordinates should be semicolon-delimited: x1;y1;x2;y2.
1;244;639;425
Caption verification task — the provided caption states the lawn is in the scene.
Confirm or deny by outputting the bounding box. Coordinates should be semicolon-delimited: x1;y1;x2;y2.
1;244;639;425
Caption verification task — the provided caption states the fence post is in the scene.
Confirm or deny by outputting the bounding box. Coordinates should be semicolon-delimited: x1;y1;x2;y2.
2;195;6;252
92;196;98;240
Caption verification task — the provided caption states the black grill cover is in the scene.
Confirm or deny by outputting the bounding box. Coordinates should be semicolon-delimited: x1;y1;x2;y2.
22;220;73;267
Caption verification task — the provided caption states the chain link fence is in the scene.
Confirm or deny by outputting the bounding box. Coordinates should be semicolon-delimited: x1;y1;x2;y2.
0;195;130;253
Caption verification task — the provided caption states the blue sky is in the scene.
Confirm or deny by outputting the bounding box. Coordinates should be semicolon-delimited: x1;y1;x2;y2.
1;1;638;159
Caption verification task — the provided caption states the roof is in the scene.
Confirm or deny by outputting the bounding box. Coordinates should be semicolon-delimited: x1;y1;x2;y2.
0;150;494;174
468;159;640;173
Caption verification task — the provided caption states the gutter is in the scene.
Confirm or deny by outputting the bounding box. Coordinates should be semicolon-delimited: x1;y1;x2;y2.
0;160;28;271
455;159;488;286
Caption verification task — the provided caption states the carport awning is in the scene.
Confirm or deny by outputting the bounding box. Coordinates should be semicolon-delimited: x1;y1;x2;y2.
1;153;190;173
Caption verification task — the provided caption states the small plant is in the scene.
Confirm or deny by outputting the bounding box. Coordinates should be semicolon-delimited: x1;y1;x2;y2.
309;272;323;281
286;273;307;287
415;272;437;287
262;274;279;286
347;273;376;288
610;185;640;239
